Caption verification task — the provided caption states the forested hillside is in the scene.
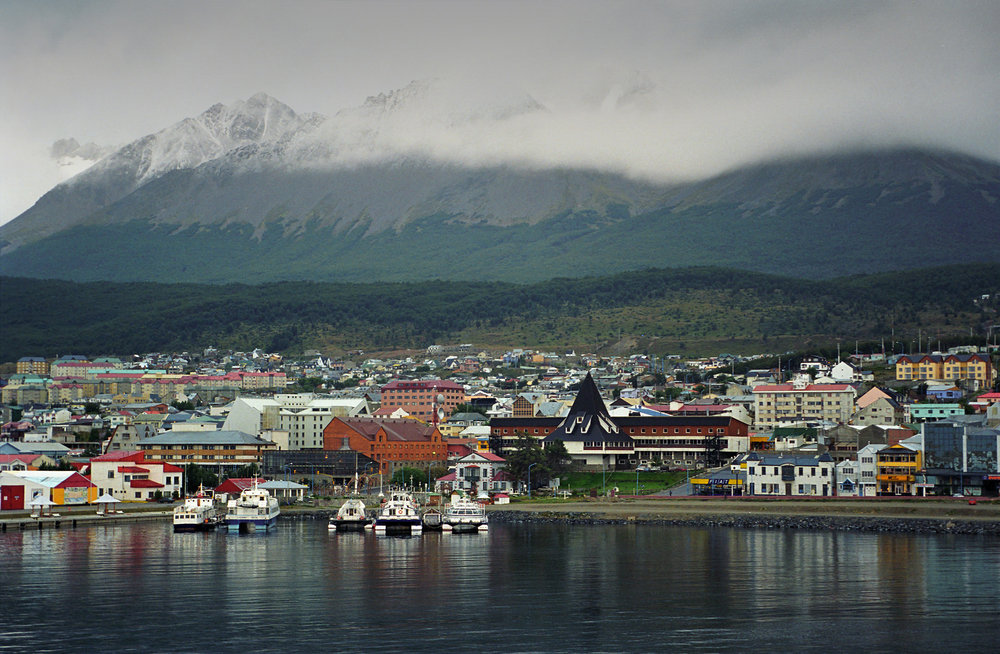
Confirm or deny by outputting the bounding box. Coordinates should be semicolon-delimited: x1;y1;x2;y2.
2;264;997;362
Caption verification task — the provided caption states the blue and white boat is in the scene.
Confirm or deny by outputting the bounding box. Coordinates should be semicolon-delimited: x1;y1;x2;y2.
225;482;280;533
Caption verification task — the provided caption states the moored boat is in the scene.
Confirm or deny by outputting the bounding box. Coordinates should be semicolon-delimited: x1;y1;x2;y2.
442;495;488;533
421;508;443;531
173;487;224;532
330;498;369;531
373;490;422;534
225;482;280;533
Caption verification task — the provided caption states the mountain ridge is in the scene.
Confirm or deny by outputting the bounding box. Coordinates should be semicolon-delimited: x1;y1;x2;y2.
1;91;998;283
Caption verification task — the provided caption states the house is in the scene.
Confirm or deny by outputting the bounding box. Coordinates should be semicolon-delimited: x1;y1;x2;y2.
89;450;184;501
744;452;836;496
259;479;308;502
908;403;964;422
926;384;963;401
451;451;508;495
0;470;97;509
852;395;904;426
215;477;266;495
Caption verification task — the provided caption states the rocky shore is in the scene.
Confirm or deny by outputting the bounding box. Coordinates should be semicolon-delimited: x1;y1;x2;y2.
486;509;1000;535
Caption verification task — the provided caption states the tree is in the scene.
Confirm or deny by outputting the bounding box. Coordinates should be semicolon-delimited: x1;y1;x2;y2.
503;433;547;491
83;402;102;415
544;440;571;481
185;464;219;493
171;400;195;411
390;466;427;488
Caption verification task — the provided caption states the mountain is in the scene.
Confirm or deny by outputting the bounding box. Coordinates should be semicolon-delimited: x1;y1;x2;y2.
1;90;998;283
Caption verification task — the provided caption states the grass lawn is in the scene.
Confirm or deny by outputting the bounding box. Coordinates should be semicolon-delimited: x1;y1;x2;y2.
555;470;691;496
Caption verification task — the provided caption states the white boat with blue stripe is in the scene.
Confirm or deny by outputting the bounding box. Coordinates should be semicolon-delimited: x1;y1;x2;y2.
225;481;280;533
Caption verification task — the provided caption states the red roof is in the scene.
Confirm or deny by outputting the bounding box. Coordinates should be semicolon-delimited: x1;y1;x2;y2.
118;466;149;474
55;472;96;489
215;478;265;494
129;479;164;488
436;472;457;482
160;463;184;473
0;454;37;465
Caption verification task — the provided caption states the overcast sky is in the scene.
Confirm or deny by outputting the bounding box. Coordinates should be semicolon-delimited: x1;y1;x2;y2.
2;0;998;225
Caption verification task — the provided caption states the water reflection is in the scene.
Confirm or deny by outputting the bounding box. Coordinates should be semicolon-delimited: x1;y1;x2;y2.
1;522;999;652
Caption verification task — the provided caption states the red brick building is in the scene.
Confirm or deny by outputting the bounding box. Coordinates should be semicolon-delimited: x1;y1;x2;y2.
323;417;447;474
379;379;465;422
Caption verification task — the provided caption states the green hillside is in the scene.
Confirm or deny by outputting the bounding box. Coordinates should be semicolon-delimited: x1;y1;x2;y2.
2;264;997;362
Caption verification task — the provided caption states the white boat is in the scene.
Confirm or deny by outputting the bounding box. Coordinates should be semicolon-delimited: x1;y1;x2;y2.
442;496;488;533
373;490;422;534
224;482;280;533
330;498;369;531
173;487;224;532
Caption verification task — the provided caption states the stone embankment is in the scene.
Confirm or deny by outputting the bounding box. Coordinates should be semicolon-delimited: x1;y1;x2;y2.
487;510;1000;535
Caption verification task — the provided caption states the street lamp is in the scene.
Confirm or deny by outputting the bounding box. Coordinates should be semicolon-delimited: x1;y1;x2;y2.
635;468;640;496
528;462;537;499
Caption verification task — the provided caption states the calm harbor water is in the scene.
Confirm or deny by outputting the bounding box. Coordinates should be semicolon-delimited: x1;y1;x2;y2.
2;520;999;653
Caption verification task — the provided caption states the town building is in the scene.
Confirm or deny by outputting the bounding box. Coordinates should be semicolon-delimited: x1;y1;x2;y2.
16;357;49;375
89;450;184;501
136;430;278;474
908;404;964;422
743;452;836;496
875;443;922;495
921;420;1000;496
753;381;856;428
0;470;97;509
895;353;993;388
222;394;370;450
322;416;447;475
378;379;465;422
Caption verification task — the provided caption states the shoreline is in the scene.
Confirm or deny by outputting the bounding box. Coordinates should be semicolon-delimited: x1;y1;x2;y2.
282;497;1000;536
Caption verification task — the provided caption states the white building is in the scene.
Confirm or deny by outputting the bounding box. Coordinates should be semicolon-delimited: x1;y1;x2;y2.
744;452;836;496
753;381;856;428
222;394;370;449
89;450;184;501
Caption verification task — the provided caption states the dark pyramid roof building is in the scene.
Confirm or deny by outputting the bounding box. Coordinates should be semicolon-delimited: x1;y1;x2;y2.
543;373;634;445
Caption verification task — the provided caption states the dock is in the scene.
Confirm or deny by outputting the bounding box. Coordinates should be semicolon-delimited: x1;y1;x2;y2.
0;508;172;532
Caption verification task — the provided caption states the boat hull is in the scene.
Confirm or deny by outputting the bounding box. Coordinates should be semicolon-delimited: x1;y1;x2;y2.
225;515;279;532
173;520;220;533
331;518;369;532
373;517;422;534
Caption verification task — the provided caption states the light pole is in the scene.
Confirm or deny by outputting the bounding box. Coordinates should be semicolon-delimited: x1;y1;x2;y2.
635;468;639;496
528;462;537;499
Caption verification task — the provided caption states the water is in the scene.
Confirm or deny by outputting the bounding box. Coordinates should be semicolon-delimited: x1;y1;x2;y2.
2;521;999;652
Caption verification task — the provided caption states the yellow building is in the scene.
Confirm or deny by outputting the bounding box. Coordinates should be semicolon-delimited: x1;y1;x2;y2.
876;444;921;495
895;353;992;385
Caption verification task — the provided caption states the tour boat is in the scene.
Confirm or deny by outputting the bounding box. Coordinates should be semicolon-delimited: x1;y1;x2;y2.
329;498;369;531
373;490;422;534
173;487;224;532
225;482;280;533
442;496;488;533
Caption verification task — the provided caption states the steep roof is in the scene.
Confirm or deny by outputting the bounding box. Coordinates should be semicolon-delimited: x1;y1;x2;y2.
543;373;632;444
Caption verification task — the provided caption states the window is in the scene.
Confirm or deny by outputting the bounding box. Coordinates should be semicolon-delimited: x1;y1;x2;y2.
107;470;114;479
